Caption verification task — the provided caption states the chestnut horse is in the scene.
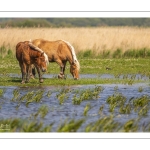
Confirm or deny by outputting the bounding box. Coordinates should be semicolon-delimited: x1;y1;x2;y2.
16;41;49;84
29;39;80;80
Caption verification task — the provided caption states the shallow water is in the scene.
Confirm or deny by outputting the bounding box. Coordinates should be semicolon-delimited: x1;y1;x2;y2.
0;81;150;132
8;73;150;80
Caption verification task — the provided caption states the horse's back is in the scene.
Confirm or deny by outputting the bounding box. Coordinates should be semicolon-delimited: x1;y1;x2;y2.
31;39;71;60
32;39;63;50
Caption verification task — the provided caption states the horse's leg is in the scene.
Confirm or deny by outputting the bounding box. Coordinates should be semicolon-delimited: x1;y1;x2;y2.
55;59;66;79
21;63;26;84
61;61;67;79
59;65;64;78
29;65;33;79
32;65;36;78
26;65;30;83
35;66;43;83
29;65;36;79
19;62;24;82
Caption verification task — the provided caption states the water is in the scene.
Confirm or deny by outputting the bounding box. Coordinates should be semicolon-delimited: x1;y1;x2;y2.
0;78;150;131
8;73;150;80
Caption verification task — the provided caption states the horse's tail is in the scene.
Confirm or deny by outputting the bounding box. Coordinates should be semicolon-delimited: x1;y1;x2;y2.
28;40;49;66
62;40;80;71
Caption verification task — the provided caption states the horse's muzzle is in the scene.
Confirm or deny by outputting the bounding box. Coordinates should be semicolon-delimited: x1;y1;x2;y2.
74;77;79;80
42;68;47;72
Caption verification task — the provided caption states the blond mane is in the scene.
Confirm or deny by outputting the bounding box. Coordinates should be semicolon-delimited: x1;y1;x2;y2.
62;40;80;71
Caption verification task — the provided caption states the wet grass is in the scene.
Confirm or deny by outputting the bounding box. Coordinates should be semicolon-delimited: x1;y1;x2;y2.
72;86;103;105
0;75;146;86
105;89;150;116
0;84;150;132
11;89;45;109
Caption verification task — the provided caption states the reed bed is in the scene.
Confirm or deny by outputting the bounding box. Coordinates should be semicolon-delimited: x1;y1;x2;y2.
1;27;150;55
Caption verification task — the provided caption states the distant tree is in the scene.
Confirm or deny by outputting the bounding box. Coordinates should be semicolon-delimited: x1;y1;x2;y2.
1;18;150;27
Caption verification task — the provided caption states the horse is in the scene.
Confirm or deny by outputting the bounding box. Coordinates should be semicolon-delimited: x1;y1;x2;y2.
28;39;80;80
16;41;49;84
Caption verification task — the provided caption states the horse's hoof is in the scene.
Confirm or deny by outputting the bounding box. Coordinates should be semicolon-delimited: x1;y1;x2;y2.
58;74;65;79
74;78;78;80
39;79;44;83
30;75;35;79
58;74;62;79
21;81;25;84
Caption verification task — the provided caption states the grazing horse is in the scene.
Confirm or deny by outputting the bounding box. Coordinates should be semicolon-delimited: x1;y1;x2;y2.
29;39;80;80
16;41;49;84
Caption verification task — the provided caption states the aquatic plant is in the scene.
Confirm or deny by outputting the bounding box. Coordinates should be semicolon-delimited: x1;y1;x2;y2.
0;89;4;97
11;89;45;108
106;92;126;106
37;105;49;118
57;119;84;132
85;116;121;132
72;94;82;105
46;90;52;98
138;105;149;116
99;105;104;115
133;95;150;107
57;92;68;105
123;119;138;132
72;86;103;105
23;90;44;107
22;121;43;132
83;103;91;116
119;104;131;114
56;88;70;105
138;86;143;92
12;89;20;102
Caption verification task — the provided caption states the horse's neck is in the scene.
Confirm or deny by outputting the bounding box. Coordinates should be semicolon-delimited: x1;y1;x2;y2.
67;55;75;65
30;50;39;58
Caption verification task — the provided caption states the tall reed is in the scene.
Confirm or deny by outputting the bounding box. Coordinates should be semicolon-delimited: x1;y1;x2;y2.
1;27;150;55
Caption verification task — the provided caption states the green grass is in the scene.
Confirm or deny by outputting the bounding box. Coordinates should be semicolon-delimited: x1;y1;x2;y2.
80;58;150;75
78;48;150;59
0;48;150;86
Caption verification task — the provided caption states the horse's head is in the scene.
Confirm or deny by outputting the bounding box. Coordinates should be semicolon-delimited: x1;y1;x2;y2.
70;61;80;80
35;52;48;72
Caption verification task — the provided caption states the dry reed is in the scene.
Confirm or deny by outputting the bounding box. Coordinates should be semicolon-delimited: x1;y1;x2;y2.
1;27;150;53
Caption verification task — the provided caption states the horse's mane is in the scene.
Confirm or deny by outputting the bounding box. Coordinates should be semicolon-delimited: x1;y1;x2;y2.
61;40;80;71
29;40;49;66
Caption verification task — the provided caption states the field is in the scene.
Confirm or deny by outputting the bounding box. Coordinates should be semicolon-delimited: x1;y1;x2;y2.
1;26;150;54
0;27;150;132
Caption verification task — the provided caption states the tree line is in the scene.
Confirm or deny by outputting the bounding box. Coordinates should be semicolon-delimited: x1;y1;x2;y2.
0;18;150;27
